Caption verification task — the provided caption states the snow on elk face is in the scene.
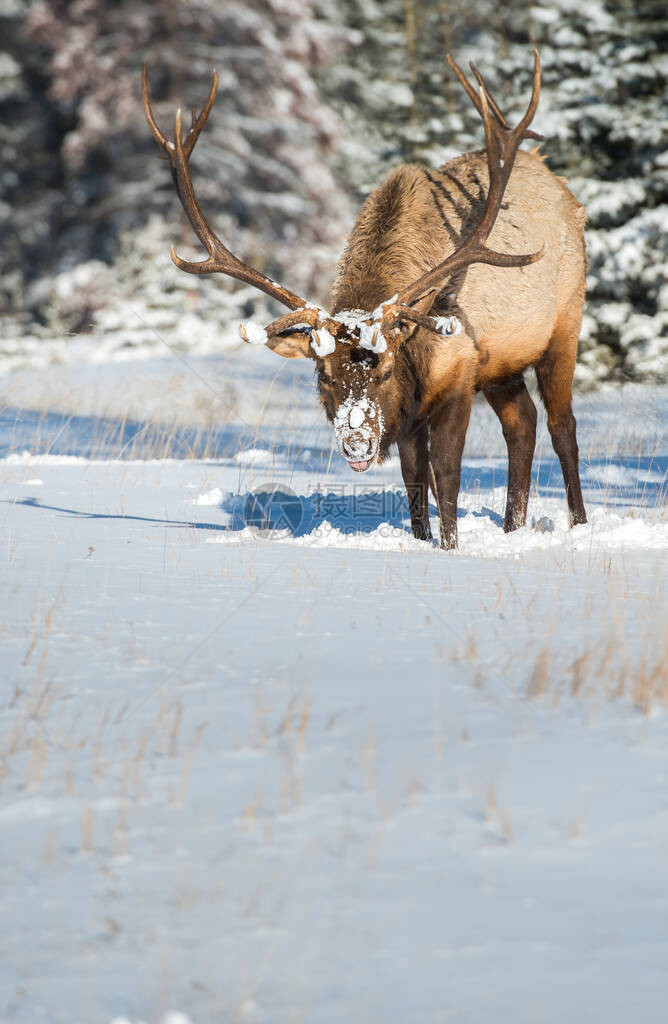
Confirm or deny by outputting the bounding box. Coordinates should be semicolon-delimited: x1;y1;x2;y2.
238;296;458;474
318;352;388;472
313;307;400;473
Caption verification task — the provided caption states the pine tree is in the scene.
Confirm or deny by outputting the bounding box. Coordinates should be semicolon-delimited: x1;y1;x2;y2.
1;0;352;335
315;0;668;384
1;0;665;382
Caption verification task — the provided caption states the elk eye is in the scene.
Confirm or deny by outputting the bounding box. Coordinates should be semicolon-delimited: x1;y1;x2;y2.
278;325;312;338
350;348;378;367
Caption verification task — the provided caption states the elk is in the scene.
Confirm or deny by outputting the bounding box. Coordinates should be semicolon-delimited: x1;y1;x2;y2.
142;52;587;548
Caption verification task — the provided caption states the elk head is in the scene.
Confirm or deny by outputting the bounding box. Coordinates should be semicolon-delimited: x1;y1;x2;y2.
240;296;462;471
142;53;543;473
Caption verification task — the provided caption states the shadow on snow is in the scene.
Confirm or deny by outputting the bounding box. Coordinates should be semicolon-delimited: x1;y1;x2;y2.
3;406;665;537
10;488;506;538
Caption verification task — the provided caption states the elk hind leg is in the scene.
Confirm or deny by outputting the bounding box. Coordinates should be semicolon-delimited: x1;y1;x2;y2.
535;325;587;526
483;375;537;532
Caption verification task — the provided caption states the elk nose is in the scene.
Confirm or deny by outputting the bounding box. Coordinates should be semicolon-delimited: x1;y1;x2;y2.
342;437;373;459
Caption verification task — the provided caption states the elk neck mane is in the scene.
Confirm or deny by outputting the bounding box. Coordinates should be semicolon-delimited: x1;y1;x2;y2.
331;164;446;316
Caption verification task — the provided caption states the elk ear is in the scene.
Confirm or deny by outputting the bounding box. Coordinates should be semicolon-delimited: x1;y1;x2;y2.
265;330;315;359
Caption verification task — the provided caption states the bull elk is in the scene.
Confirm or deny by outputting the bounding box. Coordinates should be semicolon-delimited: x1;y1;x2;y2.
142;52;587;548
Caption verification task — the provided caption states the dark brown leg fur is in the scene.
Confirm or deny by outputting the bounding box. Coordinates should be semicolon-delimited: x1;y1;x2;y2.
398;421;432;540
429;391;473;549
535;325;587;527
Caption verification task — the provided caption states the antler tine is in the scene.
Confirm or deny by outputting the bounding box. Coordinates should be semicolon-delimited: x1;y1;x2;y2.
515;49;542;140
142;64;169;150
143;65;220;158
389;52;545;314
170;104;232;273
445;54;492;125
394;307;443;333
181;72;218;159
142;66;312;313
262;307;322;337
446;54;542;142
468;61;511;131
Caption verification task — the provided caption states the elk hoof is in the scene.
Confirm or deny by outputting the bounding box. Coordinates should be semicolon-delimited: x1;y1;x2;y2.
411;520;433;541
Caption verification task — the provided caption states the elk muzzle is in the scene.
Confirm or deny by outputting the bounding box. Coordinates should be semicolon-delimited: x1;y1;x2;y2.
334;395;383;473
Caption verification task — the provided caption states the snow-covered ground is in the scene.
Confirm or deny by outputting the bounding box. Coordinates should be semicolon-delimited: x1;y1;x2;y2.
1;340;667;1023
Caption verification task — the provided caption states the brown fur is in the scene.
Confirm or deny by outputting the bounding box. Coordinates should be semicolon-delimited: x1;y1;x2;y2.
334;150;586;410
320;147;588;546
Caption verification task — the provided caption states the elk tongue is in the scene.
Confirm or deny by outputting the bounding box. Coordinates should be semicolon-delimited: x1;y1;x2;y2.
349;460;370;472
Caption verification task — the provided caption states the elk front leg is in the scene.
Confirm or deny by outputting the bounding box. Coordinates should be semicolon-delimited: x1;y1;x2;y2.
429;391;473;550
398;421;432;540
483;376;537;531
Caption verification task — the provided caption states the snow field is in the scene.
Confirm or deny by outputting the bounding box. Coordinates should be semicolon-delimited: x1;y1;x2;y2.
0;356;666;1023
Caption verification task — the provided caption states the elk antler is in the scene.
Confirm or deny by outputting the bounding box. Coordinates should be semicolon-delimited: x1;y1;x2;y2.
385;51;544;324
446;54;543;143
142;66;313;317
